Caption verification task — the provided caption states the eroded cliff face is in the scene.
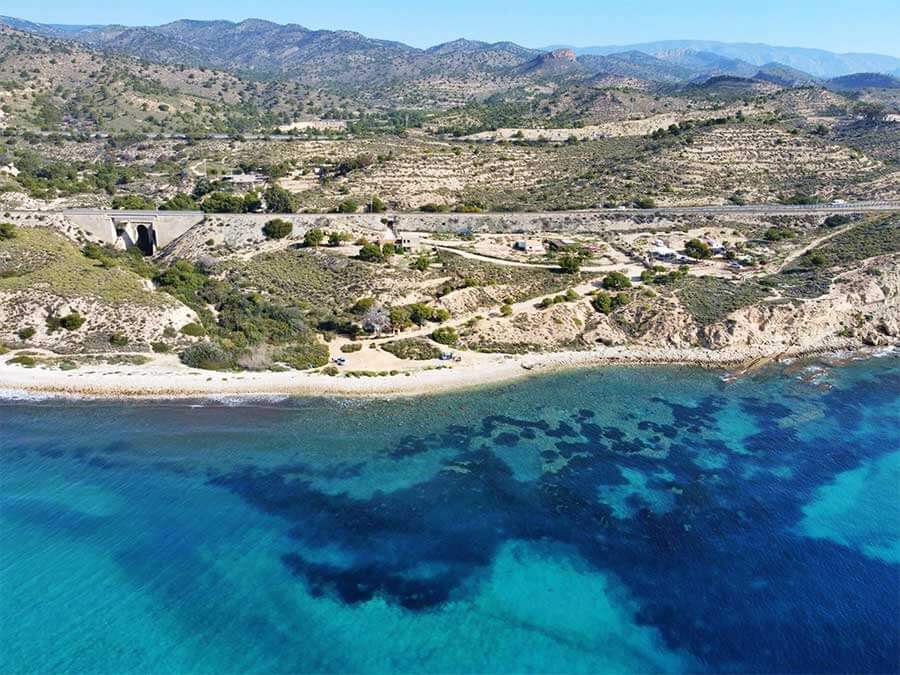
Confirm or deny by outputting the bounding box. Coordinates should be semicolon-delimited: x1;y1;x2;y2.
462;255;900;357
700;255;898;351
0;291;199;354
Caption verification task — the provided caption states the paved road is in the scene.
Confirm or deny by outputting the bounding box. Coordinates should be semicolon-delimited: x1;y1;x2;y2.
595;201;900;216
42;201;900;219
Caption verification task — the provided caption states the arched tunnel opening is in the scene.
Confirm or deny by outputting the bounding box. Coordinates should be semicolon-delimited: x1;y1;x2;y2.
135;224;156;256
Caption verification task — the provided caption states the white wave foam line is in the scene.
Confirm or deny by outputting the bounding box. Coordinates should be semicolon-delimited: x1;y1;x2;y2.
0;388;61;402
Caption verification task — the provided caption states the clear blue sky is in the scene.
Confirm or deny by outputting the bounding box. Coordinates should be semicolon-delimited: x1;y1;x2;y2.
9;0;900;56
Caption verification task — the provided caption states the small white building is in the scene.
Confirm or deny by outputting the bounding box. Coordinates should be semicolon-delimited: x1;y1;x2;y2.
652;245;679;261
513;239;545;253
396;233;425;252
701;237;725;254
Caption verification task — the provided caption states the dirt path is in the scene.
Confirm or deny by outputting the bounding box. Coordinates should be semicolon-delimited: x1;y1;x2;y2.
774;223;857;273
429;243;629;274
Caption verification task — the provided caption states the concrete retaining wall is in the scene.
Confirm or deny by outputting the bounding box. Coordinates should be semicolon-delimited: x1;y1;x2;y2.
200;211;678;235
61;210;205;249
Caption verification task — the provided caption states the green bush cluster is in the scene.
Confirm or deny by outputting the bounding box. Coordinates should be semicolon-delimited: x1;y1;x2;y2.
46;313;85;332
8;355;36;367
419;203;449;213
382;338;442;360
303;228;325;247
591;291;629;315
764;227;796;241
411;255;432;271
274;342;330;370
641;265;690;285
179;342;237;370
0;222;17;241
537;288;580;309
263;219;293;240
159;193;198;211
601;272;632;290
155;259;328;372
82;243;159;278
264;186;299;213
10;151;145;200
336;198;359;213
431;327;459;346
557;253;584;274
180;322;206;337
824;214;851;228
111;195;154;210
389;303;449;329
358;242;388;262
328;231;352;246
684;239;712;259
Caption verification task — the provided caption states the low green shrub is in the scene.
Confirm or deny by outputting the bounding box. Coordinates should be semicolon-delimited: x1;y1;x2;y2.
303;228;325;247
46;313;85;332
263;218;293;240
764;226;796;241
180;322;206;337
431;326;459;346
824;214;851;228
602;271;633;290
684;239;712;259
274;342;329;370
179;342;238;370
591;291;630;315
382;338;442;360
9;355;36;367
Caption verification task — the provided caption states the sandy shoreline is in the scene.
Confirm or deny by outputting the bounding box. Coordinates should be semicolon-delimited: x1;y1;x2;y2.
1;341;894;401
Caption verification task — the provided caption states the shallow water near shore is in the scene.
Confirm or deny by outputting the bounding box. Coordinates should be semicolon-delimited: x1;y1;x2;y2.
1;358;899;674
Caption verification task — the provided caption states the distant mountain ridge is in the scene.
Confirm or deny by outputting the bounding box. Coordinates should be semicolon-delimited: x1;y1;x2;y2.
2;15;898;92
826;73;900;90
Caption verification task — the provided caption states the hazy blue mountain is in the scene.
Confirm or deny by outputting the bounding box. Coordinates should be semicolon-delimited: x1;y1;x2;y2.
579;51;698;82
544;40;900;78
754;62;821;86
649;49;759;78
0;15;102;35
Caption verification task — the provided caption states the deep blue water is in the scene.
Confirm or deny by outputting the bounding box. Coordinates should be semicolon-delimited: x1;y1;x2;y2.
1;357;899;674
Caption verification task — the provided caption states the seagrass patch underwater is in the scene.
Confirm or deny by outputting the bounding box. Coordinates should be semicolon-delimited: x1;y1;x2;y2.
1;357;898;674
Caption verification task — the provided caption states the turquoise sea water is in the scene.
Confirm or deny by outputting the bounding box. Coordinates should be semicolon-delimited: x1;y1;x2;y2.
1;357;899;674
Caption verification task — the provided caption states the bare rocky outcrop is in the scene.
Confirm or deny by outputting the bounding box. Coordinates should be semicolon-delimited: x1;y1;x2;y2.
463;255;900;356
